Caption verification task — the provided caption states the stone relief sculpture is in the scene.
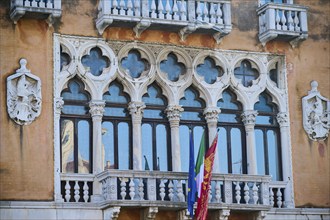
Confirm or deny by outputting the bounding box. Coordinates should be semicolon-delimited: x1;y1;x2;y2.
302;81;330;141
7;58;42;125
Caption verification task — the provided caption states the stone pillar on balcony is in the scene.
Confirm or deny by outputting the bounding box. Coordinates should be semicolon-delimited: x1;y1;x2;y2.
128;101;146;170
277;112;294;208
54;97;64;202
165;105;183;172
241;110;258;175
204;107;221;173
89;100;105;202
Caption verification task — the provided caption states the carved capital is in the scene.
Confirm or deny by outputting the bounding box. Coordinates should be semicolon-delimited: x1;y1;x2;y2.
165;105;183;127
177;209;193;220
142;207;158;220
54;97;64;116
211;209;230;220
128;101;146;122
89;100;105;118
103;206;120;220
256;211;267;220
204;107;221;124
241;110;258;127
277;112;289;127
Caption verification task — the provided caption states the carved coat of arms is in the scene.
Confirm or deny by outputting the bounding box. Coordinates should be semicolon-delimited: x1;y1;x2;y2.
302;81;330;141
7;59;42;125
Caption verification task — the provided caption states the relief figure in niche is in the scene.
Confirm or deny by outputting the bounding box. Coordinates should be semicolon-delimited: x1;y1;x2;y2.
7;59;42;125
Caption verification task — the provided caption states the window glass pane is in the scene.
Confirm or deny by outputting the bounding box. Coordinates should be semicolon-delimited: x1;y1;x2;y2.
62;105;89;115
121;50;148;78
181;112;201;121
143;109;164;119
254;93;274;112
218;127;228;174
81;47;110;76
142;123;153;171
179;125;189;172
104;107;127;117
78;120;91;173
143;84;166;105
118;122;130;170
255;129;265;175
218;91;240;110
218;113;240;123
102;122;114;170
160;53;186;82
196;57;223;84
61;120;74;173
256;116;274;125
231;128;243;174
156;124;168;171
62;81;89;101
234;60;259;87
103;82;128;104
267;130;281;181
180;88;204;107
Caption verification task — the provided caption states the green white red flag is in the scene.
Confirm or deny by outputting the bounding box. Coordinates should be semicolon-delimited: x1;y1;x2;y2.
195;133;219;220
195;132;205;199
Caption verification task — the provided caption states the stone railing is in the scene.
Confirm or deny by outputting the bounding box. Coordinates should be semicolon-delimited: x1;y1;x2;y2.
257;3;308;47
94;170;281;210
269;181;287;208
10;0;61;24
60;173;94;203
96;0;232;43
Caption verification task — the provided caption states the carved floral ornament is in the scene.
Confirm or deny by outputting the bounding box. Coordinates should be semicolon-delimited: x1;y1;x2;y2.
302;81;330;141
7;59;42;125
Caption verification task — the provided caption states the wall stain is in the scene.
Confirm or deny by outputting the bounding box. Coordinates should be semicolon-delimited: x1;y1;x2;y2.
20;125;23;160
318;142;325;157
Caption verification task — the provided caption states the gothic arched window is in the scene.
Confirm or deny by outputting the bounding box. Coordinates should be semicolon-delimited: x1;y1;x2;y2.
234;60;259;87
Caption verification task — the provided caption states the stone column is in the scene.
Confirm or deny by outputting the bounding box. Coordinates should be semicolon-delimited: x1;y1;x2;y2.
89;100;105;202
54;97;64;202
241;110;258;175
277;112;294;208
128;101;146;170
165;105;183;172
204;107;221;173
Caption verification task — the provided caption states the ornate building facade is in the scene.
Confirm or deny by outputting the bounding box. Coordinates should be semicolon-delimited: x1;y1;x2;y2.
0;0;329;219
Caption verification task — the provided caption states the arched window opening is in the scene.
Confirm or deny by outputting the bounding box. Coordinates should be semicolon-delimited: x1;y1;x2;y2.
217;90;246;174
254;92;282;181
102;81;132;170
234;60;259;87
60;78;92;174
142;83;170;171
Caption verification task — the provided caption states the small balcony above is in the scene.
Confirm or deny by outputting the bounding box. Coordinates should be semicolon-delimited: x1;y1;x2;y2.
257;3;308;47
96;0;232;43
10;0;61;25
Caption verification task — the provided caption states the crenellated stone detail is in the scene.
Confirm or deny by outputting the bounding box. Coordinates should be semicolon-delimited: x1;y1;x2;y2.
277;112;289;127
165;105;184;127
89;100;105;118
241;110;258;127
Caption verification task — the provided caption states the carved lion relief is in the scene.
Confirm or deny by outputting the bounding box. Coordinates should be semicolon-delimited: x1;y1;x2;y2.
7;59;42;125
302;81;330;141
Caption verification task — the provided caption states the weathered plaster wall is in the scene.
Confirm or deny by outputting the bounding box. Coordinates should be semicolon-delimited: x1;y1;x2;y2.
0;0;329;207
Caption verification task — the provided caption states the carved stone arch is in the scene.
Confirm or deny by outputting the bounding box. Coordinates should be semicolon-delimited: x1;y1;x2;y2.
151;78;172;106
76;40;117;84
58;37;77;76
60;75;92;101
227;85;250;111
264;86;287;112
251;88;283;113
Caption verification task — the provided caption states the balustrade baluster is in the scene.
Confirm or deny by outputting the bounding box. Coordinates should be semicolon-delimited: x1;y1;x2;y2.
31;0;38;7
83;181;89;202
203;2;209;23
168;180;174;201
74;181;80;202
208;186;213;203
216;3;223;24
209;3;216;23
276;188;283;208
196;1;202;21
119;0;126;15
173;0;179;20
39;1;45;8
244;182;250;204
252;183;258;204
127;0;133;16
281;10;287;30
288;10;294;31
120;178;126;200
129;178;135;200
294;11;300;31
150;0;157;18
179;1;187;21
138;178;144;200
269;188;274;206
134;0;140;16
165;0;172;20
112;0;119;15
275;9;281;30
177;180;185;202
158;0;165;19
215;181;221;203
235;182;241;204
159;179;166;201
65;181;71;202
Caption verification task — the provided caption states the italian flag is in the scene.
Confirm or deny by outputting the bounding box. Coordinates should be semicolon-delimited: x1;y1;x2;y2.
195;132;205;198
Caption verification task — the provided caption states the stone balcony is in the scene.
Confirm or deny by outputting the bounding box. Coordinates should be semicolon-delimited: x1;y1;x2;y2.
96;0;232;43
60;170;288;214
10;0;61;25
257;3;308;47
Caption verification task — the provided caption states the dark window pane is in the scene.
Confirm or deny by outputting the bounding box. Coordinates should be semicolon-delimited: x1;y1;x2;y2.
62;105;89;115
103;82;128;104
104;107;127;117
143;109;164;119
81;47;110;76
142;84;166;105
269;68;278;86
62;81;89;101
160;53;186;82
234;60;259;87
179;125;189;172
231;128;243;174
179;88;204;107
254;93;277;113
219;113;240;123
78;120;91;173
61;120;74;173
102;122;115;170
218;127;228;174
218;90;241;110
196;57;223;84
267;130;281;181
118;122;130;170
142;123;153;171
156;124;168;171
181;111;202;121
121;50;149;78
60;46;71;71
255;129;266;175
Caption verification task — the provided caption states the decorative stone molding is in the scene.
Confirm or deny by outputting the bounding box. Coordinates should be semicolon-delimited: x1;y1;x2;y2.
177;209;193;220
103;206;121;220
89;100;105;118
142;207;158;220
128;101;146;122
256;210;267;220
7;58;42;125
54;97;64;116
302;81;330;141
241;110;258;127
204;107;221;124
277;112;289;127
211;209;230;220
165;105;184;127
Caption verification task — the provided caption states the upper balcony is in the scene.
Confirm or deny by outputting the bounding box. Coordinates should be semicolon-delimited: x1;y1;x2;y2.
257;3;308;47
96;0;232;43
10;0;61;25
